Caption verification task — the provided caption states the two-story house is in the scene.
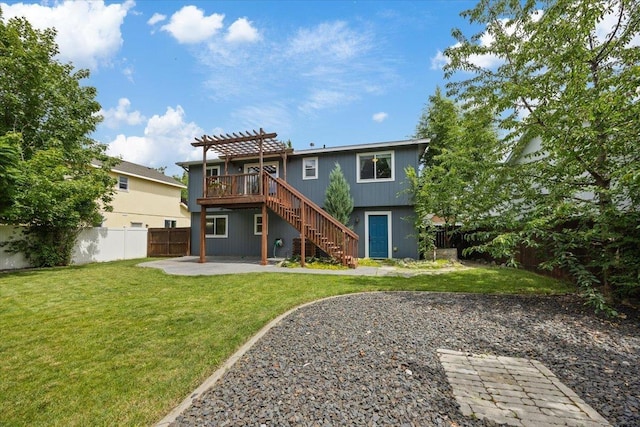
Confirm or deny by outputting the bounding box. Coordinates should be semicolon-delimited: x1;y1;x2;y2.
96;159;190;229
178;129;427;266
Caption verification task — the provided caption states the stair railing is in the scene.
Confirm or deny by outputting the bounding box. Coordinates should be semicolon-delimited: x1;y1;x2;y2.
263;172;358;267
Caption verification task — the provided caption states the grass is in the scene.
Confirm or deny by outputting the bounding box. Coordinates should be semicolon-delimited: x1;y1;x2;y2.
0;259;574;426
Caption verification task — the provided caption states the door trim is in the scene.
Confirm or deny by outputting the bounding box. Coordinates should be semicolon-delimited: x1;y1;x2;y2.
244;161;279;177
364;211;392;259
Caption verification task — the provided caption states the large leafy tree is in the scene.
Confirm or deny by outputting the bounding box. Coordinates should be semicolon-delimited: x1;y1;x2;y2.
0;133;21;210
444;0;640;308
0;11;116;267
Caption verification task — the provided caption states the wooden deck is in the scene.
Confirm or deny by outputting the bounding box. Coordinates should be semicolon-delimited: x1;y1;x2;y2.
197;173;266;208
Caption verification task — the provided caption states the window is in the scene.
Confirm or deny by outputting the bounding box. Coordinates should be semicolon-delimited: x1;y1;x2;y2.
254;214;263;235
206;165;220;177
164;219;177;228
302;157;318;180
130;222;143;228
357;151;394;183
118;176;129;190
205;215;228;238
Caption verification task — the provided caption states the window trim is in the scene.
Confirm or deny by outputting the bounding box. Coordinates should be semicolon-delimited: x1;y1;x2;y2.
206;165;220;177
254;214;263;235
118;175;129;191
302;157;318;180
356;151;395;183
205;214;228;239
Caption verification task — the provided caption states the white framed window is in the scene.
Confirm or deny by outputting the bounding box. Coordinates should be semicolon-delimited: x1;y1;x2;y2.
302;157;318;180
205;214;228;238
254;214;263;235
206;165;220;177
356;151;394;183
118;175;129;191
164;219;177;228
130;222;143;228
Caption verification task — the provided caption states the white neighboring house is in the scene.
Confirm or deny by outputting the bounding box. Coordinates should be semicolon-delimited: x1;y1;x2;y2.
94;159;190;229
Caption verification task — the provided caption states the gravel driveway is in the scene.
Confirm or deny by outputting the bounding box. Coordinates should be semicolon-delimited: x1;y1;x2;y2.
170;292;639;426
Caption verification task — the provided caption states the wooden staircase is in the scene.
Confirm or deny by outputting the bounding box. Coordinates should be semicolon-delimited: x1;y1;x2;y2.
263;172;358;268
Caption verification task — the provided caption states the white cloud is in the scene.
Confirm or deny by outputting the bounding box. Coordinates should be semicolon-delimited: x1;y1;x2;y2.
122;66;135;82
107;106;203;174
199;18;395;114
225;17;260;43
430;50;449;70
231;104;292;134
99;98;145;129
372;112;388;123
161;5;224;44
0;0;133;69
147;12;166;26
299;89;357;114
287;21;371;61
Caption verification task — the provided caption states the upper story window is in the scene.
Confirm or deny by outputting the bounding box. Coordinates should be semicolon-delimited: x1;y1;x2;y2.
357;151;394;183
206;165;220;177
205;214;228;238
303;157;318;180
118;176;129;191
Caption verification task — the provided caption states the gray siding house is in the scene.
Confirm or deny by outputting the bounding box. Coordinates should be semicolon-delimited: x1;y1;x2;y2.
178;135;427;262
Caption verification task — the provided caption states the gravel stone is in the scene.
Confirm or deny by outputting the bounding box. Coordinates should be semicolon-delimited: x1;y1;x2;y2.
170;293;639;426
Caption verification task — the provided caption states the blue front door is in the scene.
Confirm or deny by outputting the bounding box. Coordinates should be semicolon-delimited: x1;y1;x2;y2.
368;214;389;258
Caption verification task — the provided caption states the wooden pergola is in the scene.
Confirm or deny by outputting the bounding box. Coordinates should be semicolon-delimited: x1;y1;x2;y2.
191;128;292;264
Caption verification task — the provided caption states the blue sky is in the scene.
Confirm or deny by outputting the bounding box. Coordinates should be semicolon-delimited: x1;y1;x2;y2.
1;0;479;176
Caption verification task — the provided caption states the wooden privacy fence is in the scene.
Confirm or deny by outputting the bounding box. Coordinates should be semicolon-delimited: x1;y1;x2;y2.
147;227;190;257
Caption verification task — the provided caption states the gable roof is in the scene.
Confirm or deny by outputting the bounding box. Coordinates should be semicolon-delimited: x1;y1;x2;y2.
93;159;186;188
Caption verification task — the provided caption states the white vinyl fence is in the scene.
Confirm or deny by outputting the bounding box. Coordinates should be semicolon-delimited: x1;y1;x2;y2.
0;226;148;271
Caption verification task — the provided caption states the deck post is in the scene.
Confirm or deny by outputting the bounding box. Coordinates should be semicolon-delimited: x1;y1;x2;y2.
199;206;206;263
261;202;268;266
300;201;306;267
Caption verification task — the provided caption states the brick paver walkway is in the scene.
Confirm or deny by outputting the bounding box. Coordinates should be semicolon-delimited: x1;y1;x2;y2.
437;349;611;426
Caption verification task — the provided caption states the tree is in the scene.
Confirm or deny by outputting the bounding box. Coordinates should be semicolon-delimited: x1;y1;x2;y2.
173;171;189;201
407;90;501;255
324;163;354;226
0;133;22;213
414;86;461;167
0;12;116;267
444;0;640;310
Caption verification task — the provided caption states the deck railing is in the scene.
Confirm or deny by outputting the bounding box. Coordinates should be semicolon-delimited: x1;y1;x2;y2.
205;173;261;198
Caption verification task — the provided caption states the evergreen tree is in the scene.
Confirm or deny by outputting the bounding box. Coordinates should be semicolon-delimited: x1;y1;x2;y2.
324;163;354;226
407;92;501;254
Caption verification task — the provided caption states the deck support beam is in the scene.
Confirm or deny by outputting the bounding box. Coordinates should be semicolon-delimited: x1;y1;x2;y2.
261;203;268;265
300;200;306;267
199;206;206;263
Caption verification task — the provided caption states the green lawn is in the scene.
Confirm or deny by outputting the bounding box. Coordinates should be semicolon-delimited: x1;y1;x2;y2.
0;259;573;426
